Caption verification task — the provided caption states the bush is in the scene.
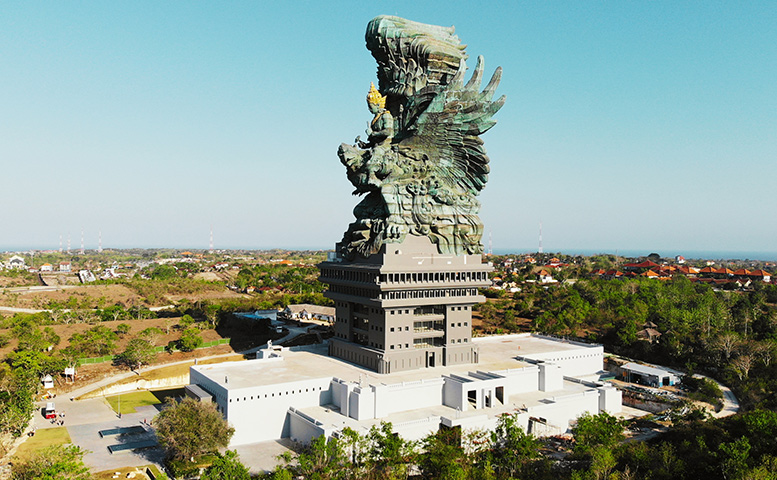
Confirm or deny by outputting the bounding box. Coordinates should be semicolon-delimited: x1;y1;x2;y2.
683;375;724;406
177;328;203;352
115;323;131;336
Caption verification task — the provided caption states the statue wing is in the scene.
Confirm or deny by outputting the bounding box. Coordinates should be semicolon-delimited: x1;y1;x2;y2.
366;15;466;98
398;56;505;194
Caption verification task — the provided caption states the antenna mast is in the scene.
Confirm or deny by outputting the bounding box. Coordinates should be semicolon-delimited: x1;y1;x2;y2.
538;221;543;254
80;228;85;255
98;231;103;253
209;225;214;254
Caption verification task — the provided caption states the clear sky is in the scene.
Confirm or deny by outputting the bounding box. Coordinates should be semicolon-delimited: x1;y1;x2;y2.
2;1;775;257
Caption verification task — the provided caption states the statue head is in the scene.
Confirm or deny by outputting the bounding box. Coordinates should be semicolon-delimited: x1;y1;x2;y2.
366;82;386;113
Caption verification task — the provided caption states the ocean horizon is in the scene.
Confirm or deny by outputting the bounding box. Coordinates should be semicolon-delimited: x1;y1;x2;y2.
3;245;777;262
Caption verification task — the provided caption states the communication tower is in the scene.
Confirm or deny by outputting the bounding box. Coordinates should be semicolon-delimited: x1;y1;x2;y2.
209;226;214;254
80;229;85;255
488;231;493;256
538;222;543;254
97;231;103;253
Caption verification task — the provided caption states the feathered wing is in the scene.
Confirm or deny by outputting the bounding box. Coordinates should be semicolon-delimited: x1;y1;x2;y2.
399;56;505;195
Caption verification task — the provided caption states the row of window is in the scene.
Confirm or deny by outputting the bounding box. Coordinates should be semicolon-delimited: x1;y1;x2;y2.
320;269;489;285
229;386;324;403
328;284;480;300
320;268;378;284
382;288;478;300
380;271;488;284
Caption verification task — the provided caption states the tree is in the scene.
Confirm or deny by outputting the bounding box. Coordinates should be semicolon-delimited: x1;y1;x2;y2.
200;450;250;480
0;364;35;450
155;397;234;461
115;323;131;336
11;444;90;480
179;314;195;328
571;412;624;457
139;326;163;345
117;338;157;369
292;434;350;480
177;327;203;352
488;413;542;478
68;325;118;357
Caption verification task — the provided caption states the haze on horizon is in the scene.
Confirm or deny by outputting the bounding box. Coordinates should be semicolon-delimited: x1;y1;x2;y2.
2;2;775;256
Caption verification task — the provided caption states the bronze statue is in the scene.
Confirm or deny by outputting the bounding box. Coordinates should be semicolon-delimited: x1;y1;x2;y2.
338;15;505;259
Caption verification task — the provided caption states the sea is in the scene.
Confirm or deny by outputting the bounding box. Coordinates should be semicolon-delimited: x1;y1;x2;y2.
492;248;777;262
3;246;776;262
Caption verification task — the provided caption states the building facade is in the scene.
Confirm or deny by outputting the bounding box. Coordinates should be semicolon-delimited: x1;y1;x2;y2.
319;236;492;373
188;334;623;446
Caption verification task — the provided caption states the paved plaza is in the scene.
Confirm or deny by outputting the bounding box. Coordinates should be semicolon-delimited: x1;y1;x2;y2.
32;398;165;472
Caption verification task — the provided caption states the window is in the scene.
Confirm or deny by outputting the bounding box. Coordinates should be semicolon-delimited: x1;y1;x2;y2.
390;345;394;349
390;327;395;332
405;326;409;331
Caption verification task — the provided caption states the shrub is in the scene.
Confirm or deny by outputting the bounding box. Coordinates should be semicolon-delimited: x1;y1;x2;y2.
177;328;203;352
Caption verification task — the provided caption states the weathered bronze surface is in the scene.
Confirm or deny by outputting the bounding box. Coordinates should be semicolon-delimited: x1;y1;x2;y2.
338;15;505;259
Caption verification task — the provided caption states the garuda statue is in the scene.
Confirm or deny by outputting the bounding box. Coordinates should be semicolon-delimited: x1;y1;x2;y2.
338;15;505;260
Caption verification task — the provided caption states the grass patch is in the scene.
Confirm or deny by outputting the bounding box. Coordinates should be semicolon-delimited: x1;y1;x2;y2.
13;427;71;462
105;388;184;414
78;354;245;400
117;354;244;384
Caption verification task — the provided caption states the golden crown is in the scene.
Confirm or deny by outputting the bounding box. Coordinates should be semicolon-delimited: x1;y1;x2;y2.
366;82;386;109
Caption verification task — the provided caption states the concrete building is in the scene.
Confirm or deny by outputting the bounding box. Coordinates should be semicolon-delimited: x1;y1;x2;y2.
189;333;621;446
319;236;492;373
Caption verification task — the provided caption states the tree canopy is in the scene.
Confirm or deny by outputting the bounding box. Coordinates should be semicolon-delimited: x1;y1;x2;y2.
154;397;234;461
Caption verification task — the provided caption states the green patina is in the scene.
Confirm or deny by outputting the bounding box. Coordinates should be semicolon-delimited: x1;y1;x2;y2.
338;15;505;259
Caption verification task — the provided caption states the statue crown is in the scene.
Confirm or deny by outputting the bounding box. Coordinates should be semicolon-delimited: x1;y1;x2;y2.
366;82;386;109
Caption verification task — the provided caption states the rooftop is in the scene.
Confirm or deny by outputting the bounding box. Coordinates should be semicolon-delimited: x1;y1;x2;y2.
191;334;602;391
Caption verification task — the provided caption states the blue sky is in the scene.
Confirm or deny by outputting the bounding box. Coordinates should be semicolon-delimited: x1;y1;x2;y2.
2;1;775;256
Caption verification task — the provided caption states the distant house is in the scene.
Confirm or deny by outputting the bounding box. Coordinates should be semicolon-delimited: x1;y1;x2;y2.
749;270;771;282
40;263;53;272
6;255;25;270
41;374;54;389
282;304;336;323
78;270;96;283
623;260;659;272
537;269;556;284
675;255;685;264
59;261;71;272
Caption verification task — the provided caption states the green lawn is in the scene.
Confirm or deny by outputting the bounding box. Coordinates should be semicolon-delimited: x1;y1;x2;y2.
105;388;184;414
14;427;71;462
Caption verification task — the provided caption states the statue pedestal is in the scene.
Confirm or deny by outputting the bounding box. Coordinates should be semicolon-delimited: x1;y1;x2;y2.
318;236;492;373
